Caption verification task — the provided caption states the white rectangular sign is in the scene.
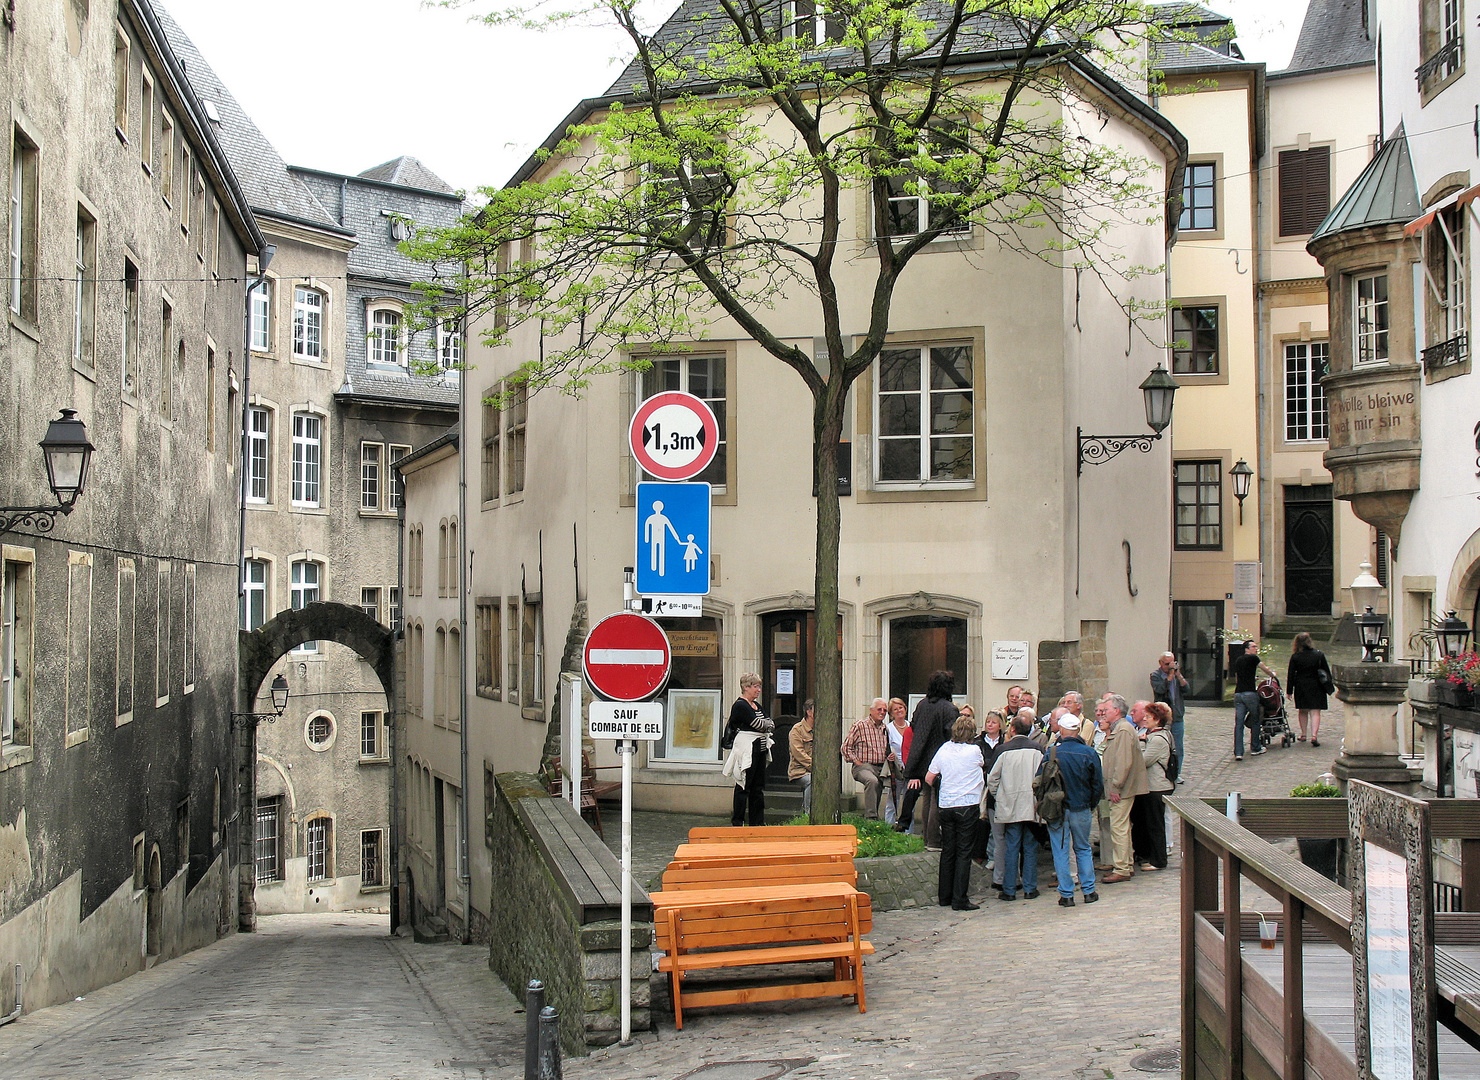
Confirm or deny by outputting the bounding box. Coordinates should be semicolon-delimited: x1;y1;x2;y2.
642;595;704;617
589;700;665;741
991;640;1030;680
1233;561;1262;614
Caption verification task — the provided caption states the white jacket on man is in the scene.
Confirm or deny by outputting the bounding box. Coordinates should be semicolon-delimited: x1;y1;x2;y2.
985;735;1045;824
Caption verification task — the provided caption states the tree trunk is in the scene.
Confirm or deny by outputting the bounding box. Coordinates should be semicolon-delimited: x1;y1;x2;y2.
809;384;846;824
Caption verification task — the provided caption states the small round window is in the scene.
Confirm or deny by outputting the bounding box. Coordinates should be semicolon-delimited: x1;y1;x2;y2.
304;713;336;751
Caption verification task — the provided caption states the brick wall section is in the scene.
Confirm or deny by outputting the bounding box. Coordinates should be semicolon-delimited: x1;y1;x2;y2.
486;772;652;1054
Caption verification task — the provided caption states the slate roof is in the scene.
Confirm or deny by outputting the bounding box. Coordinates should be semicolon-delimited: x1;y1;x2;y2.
1311;123;1420;240
1153;39;1254;71
153;6;344;232
1278;0;1372;76
359;157;457;194
604;0;1042;96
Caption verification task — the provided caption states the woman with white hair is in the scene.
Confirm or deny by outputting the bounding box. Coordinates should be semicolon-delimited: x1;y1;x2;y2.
722;672;775;826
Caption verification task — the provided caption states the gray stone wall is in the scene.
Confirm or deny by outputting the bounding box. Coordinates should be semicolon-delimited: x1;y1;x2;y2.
487;773;652;1054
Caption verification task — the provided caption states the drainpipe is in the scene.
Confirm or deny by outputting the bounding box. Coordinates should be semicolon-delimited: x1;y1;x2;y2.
1252;103;1271;638
457;356;471;944
391;477;406;934
237;244;274;933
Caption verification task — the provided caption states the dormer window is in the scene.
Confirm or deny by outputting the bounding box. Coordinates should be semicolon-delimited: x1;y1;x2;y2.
782;0;843;47
369;308;403;366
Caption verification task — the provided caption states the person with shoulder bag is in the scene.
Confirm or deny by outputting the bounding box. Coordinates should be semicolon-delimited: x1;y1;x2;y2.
1286;631;1334;747
1131;702;1175;871
1041;712;1105;906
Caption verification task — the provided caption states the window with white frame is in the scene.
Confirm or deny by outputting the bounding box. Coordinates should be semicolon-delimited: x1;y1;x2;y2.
10;129;38;320
183;564;195;693
782;0;844;45
75;208;97;367
437;319;463;371
1354;273;1389;364
254;797;282;883
247;407;270;503
291;560;320;653
369;308;402;366
291;413;322;507
360;829;385;886
305;816;331;881
249;281;270;351
874;344;973;485
639;359;726;488
1419;0;1465;91
241;559;267;631
644;160;730;248
2;552;35;751
1435;206;1467;342
389;444;409;509
305;712;334;750
361;442;383;511
883;119;971;238
359;586;381;623
292;286;324;360
360;711;384;758
1284;341;1329;442
388;586;401;632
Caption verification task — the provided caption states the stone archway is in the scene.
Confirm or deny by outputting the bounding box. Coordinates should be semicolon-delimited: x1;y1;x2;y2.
236;602;396;931
1445;528;1480;633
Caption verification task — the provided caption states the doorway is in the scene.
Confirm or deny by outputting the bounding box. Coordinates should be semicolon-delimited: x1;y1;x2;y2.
1172;601;1223;701
761;611;813;784
1284;485;1334;616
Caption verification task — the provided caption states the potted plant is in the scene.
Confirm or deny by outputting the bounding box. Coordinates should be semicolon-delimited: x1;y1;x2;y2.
1432;649;1480;710
1291;781;1341;882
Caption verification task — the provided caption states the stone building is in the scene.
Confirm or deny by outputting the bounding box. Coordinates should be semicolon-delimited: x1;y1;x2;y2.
1307;0;1477;785
1154;0;1381;696
0;0;264;1014
156;11;461;914
397;4;1186;939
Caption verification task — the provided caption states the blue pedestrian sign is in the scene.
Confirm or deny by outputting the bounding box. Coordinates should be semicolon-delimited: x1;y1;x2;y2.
636;482;710;596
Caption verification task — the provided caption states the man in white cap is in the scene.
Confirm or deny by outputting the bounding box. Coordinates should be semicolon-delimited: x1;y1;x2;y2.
1043;710;1105;907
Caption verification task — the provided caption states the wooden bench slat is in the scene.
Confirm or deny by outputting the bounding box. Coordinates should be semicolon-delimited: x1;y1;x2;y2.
658;940;876;972
675;978;865;1010
661;864;859;890
688;825;859;849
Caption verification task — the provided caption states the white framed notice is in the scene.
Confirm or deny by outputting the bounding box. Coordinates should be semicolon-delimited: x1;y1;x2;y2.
651;689;723;763
990;641;1030;681
1364;841;1415;1080
776;668;794;694
1233;562;1262;615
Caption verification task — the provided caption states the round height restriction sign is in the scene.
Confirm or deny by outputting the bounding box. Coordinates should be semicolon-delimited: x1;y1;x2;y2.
629;391;719;481
582;612;672;702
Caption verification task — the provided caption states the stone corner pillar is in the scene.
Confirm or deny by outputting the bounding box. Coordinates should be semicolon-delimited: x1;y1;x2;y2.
1331;662;1423;790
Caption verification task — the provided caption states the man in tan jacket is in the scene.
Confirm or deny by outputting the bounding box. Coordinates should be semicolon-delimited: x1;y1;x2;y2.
789;700;816;813
1097;694;1148;882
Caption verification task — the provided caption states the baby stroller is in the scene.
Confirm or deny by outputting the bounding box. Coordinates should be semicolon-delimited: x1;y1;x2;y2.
1257;675;1295;749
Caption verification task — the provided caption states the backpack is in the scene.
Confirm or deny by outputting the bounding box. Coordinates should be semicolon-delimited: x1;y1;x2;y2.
1033;745;1067;825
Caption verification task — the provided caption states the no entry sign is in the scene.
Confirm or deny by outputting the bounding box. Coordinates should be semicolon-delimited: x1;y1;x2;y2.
629;392;719;481
582;612;672;702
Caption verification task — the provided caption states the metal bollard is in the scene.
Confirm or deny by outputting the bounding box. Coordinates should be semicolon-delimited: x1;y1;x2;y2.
537;1005;563;1080
524;979;545;1080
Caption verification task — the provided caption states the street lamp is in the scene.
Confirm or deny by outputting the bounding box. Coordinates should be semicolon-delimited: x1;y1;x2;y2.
1229;459;1253;524
1077;364;1180;474
232;674;290;729
1436;611;1473;658
1;409;96;534
1350;561;1386;663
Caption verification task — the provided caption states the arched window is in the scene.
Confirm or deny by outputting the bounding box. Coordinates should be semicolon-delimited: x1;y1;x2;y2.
369;307;403;366
293;286;324;360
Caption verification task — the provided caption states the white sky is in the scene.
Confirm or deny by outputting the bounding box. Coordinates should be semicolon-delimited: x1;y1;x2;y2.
163;0;1308;197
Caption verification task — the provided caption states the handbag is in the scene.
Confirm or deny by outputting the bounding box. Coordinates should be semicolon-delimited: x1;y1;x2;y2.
720;722;736;751
1317;659;1335;693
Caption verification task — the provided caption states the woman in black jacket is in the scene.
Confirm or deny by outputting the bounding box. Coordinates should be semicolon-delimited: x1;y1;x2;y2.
724;672;774;825
1286;632;1333;747
893;670;958;848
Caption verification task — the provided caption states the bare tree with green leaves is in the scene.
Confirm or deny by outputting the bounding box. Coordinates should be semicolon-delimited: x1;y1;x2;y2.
407;0;1184;824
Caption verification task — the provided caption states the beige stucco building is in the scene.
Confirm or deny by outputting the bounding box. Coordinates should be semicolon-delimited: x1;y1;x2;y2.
397;16;1188;939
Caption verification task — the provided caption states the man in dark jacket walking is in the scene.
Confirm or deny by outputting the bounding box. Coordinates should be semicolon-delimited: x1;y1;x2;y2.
1042;713;1105;907
894;670;958;848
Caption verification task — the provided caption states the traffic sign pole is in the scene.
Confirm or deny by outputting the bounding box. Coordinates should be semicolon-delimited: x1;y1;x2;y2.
619;738;634;1043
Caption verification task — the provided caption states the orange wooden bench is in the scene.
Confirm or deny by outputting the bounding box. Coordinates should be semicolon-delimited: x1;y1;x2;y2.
660;857;861;891
651;882;873;1028
668;839;857;870
687;824;859;851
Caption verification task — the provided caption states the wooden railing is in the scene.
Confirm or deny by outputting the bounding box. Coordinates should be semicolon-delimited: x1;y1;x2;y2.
1171;796;1480;1080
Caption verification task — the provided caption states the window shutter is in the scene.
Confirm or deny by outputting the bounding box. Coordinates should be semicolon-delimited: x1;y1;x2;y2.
1279;150;1305;236
1305;146;1330;232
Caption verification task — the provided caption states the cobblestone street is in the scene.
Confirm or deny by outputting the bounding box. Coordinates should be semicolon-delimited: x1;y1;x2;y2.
0;700;1349;1079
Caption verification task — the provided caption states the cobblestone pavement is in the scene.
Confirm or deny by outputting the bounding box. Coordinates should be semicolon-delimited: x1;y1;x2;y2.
0;913;523;1080
0;696;1350;1080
